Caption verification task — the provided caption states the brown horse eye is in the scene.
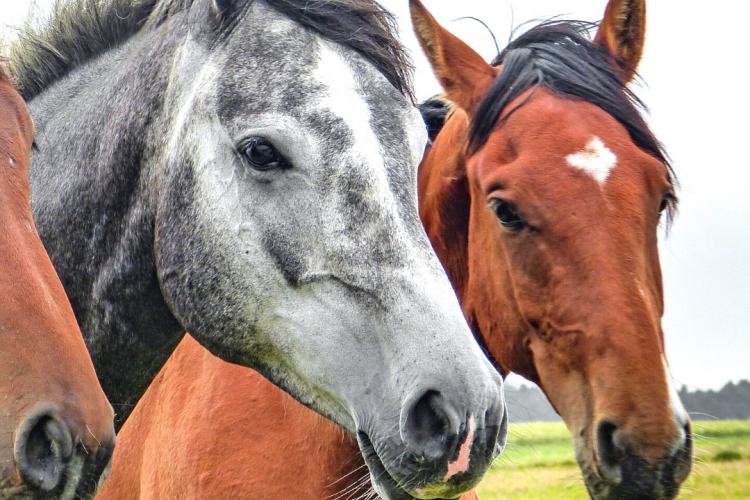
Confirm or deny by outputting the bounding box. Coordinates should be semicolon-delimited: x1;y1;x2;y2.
659;196;669;213
491;199;526;230
241;139;286;170
659;193;675;215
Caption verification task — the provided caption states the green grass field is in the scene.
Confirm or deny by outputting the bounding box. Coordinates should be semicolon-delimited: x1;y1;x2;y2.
476;420;750;499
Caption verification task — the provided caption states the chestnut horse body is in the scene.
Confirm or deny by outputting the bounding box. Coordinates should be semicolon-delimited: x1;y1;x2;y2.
100;0;691;499
0;66;114;499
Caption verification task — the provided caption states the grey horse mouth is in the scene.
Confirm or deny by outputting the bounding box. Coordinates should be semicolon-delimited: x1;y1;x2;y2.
356;431;458;500
357;430;413;500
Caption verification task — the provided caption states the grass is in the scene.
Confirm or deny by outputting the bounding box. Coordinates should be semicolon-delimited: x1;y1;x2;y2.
476;420;750;499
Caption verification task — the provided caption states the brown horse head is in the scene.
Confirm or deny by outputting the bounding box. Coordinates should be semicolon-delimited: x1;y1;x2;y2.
0;65;115;499
412;0;691;498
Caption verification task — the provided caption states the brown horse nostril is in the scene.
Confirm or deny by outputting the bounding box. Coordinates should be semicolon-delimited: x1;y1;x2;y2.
672;422;693;484
14;405;74;492
401;390;459;462
596;420;624;484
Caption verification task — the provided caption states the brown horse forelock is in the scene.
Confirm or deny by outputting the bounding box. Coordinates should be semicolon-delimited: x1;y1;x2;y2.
0;76;114;497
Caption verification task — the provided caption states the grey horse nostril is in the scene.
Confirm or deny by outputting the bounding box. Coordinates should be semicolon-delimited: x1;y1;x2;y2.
401;390;459;462
14;406;74;492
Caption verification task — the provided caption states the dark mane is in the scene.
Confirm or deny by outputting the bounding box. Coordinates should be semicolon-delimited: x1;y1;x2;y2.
8;0;413;101
468;20;677;218
419;94;453;143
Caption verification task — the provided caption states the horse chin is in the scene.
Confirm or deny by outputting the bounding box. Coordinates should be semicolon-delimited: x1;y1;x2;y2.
357;431;462;500
369;470;414;500
357;430;413;500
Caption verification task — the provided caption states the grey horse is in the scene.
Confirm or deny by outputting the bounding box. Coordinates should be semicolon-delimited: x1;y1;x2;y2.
10;0;507;498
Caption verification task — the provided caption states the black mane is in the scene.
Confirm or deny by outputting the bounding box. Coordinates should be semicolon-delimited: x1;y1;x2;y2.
419;94;452;143
468;20;676;216
9;0;413;101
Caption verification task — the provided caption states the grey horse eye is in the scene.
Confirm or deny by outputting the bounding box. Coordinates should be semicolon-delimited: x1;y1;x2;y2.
240;139;288;171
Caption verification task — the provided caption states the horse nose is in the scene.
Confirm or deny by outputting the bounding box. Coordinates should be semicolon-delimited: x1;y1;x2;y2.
596;418;693;492
596;420;625;484
400;387;506;469
401;390;461;462
14;404;116;496
14;407;74;491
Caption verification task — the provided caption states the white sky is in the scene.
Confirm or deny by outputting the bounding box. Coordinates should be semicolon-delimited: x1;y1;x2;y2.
2;1;748;391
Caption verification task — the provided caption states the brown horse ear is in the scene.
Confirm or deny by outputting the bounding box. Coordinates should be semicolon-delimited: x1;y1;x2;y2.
593;0;647;83
410;0;497;113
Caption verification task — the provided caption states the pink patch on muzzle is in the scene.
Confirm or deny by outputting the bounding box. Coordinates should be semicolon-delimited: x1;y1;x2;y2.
443;415;475;481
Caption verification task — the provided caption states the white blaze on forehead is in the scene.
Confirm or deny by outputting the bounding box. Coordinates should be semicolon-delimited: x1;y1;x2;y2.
566;136;617;185
312;42;384;176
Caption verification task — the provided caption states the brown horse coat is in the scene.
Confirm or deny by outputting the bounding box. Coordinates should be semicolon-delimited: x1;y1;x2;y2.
99;336;373;499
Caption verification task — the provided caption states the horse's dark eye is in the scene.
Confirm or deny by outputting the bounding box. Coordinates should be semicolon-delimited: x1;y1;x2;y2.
241;139;286;170
659;195;670;213
659;192;675;216
491;199;526;230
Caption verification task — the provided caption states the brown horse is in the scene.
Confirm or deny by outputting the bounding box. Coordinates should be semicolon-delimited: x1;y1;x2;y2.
0;64;115;499
99;0;690;499
414;0;691;497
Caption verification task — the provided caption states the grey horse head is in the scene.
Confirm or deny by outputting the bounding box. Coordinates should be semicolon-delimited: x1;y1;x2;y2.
15;0;506;497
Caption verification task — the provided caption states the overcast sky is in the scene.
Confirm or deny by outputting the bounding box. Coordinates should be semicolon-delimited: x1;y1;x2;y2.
2;1;748;391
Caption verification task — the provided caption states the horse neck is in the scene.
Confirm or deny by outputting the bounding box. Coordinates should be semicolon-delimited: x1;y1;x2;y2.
27;31;185;429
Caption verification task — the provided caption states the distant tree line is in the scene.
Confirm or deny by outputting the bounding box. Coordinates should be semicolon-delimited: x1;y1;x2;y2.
679;379;750;421
504;380;750;423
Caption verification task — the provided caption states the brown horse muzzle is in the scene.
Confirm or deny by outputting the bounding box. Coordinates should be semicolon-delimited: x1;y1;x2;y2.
589;417;693;499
